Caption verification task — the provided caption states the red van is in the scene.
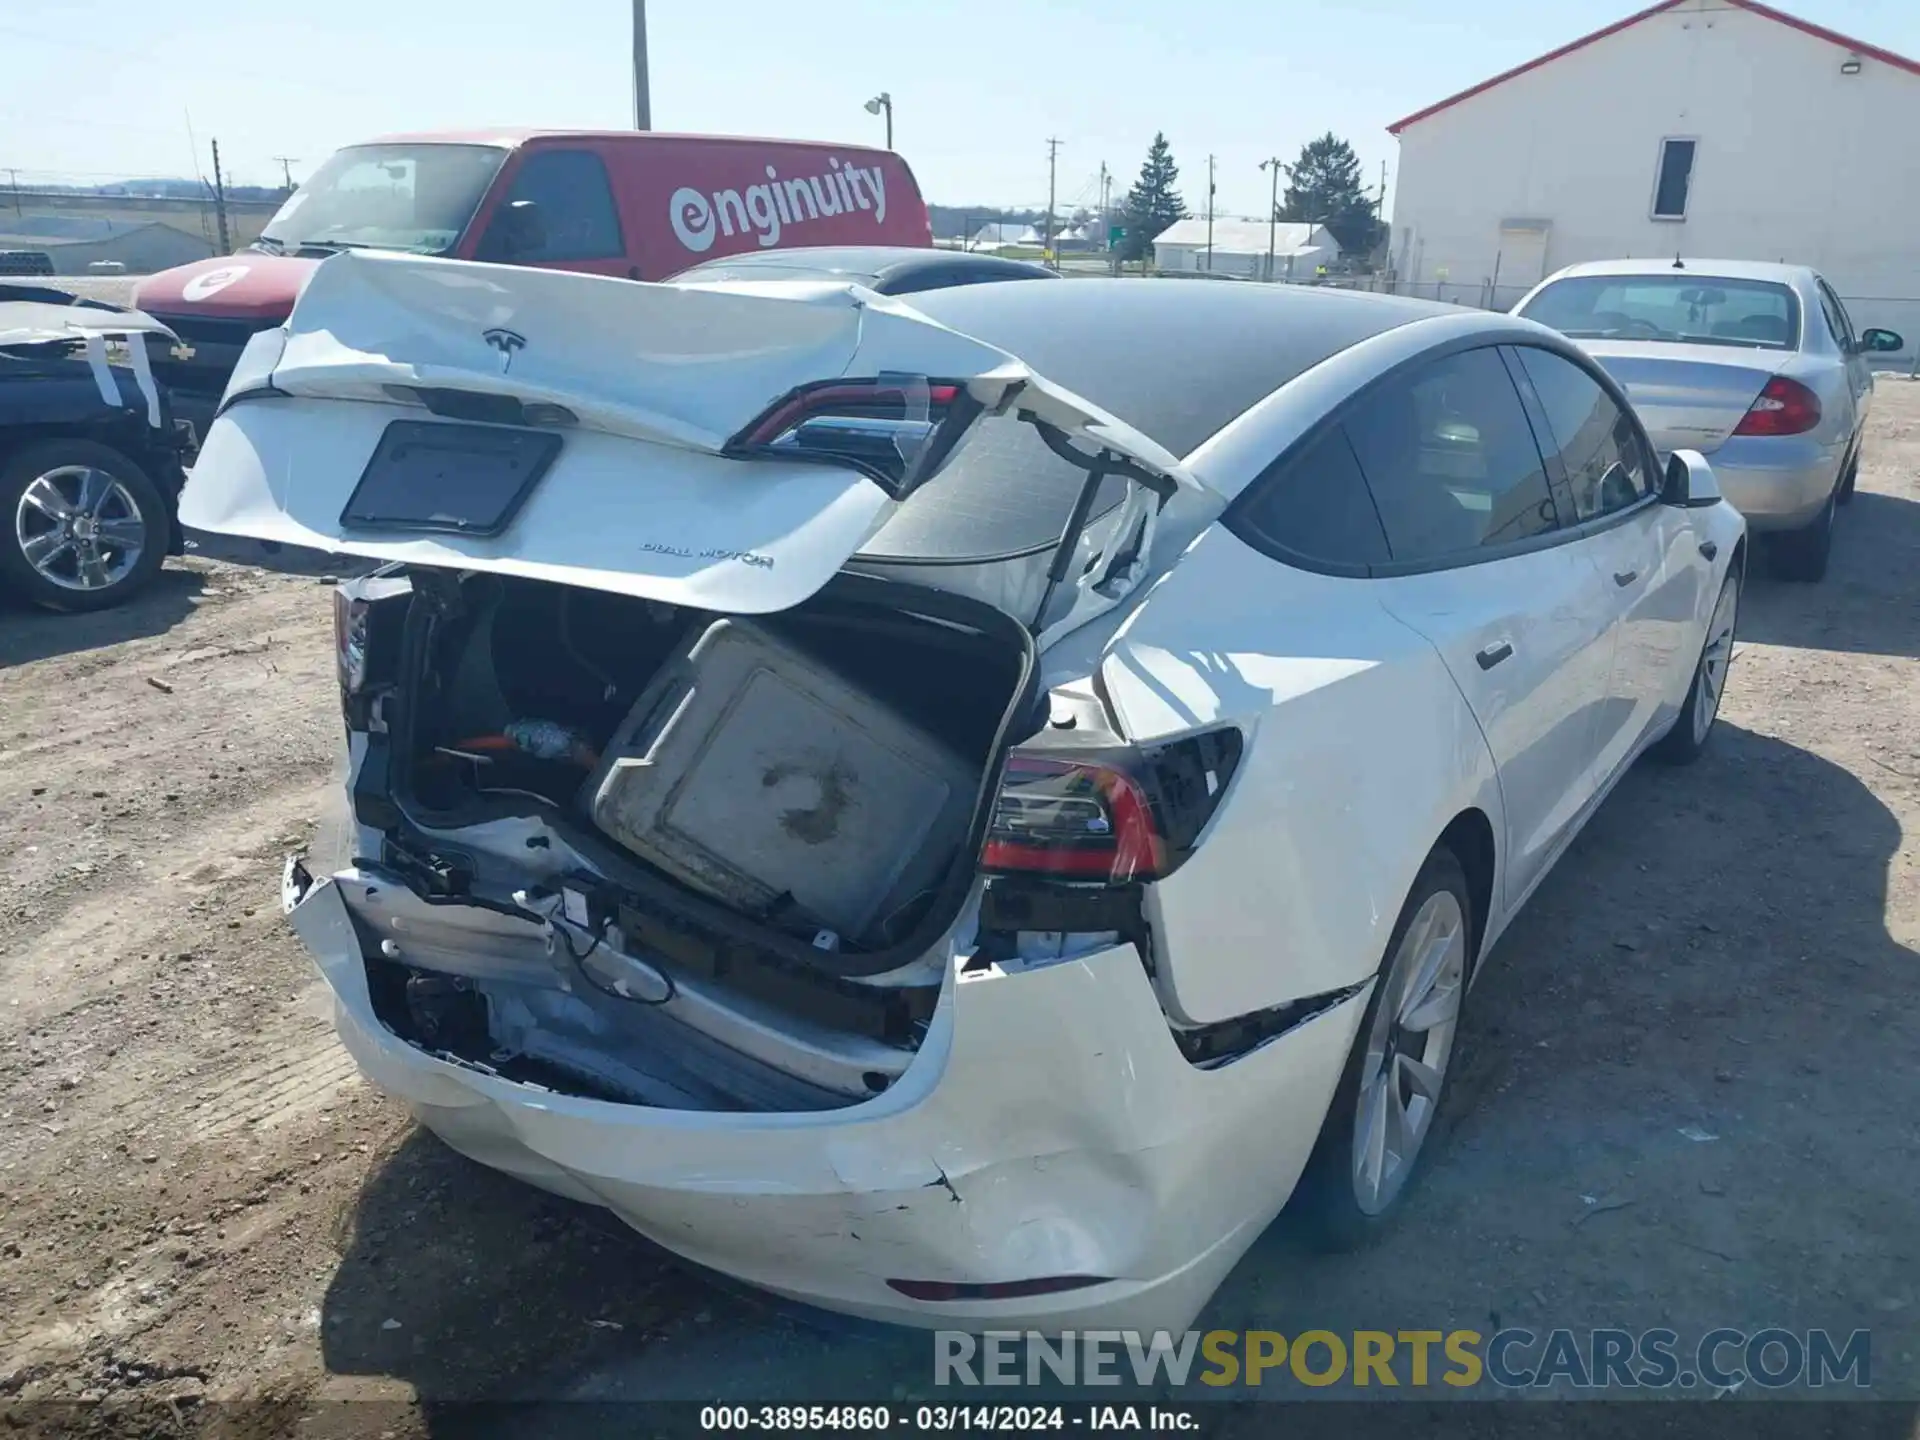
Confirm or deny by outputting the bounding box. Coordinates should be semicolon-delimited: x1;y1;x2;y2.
134;130;931;434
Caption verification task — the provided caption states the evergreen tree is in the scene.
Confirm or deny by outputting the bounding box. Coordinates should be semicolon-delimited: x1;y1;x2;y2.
1278;132;1382;256
1120;132;1188;261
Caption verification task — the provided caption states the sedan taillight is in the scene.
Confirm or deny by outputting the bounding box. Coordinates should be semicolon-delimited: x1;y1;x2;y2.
1732;376;1822;437
981;729;1243;885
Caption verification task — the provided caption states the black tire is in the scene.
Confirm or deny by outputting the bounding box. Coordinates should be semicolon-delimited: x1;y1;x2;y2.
1768;487;1835;583
1652;570;1740;766
1289;847;1473;1251
0;439;168;612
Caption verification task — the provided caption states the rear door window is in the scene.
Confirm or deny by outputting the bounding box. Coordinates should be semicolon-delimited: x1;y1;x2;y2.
475;149;624;262
1512;346;1654;521
1344;346;1561;564
1815;277;1856;352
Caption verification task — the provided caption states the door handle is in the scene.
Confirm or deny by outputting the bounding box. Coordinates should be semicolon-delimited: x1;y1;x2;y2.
1613;569;1639;587
1476;641;1513;671
1698;540;1718;561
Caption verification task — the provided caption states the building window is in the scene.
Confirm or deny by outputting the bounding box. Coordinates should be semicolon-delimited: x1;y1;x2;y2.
1651;138;1696;221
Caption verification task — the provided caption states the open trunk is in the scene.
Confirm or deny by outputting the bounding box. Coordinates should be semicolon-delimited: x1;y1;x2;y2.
186;252;1211;1113
332;566;1037;1113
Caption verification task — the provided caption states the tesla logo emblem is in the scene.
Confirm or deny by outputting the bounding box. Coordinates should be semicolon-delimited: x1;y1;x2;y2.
482;328;527;373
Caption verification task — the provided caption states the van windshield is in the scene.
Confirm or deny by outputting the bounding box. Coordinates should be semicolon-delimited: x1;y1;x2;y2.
255;144;509;258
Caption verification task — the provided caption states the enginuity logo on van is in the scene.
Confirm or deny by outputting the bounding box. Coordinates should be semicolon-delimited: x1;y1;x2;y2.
668;158;890;254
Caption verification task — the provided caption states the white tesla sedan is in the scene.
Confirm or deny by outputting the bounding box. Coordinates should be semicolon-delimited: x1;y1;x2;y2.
181;253;1746;1333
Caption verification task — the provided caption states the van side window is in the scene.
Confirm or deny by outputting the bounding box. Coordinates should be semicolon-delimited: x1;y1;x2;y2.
476;150;623;263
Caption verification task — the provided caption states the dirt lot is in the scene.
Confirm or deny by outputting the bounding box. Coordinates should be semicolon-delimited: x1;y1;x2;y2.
2;386;1919;1431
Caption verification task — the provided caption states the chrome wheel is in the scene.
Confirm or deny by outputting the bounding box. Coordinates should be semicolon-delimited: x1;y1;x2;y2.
1691;576;1740;745
1352;889;1466;1215
14;465;147;593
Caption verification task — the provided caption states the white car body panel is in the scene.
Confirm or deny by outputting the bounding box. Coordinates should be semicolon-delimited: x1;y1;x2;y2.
1100;532;1506;1025
290;872;1367;1333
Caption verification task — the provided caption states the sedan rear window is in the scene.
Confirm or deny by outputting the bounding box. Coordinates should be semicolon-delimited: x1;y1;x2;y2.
1519;275;1801;350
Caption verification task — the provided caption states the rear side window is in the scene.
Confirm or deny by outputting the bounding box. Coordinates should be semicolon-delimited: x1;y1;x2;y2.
1229;426;1389;568
476;149;623;262
1513;347;1653;521
1345;347;1560;564
1815;278;1856;351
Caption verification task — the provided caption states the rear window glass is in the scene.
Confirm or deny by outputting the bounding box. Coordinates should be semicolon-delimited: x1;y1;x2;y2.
1518;275;1800;350
856;416;1127;562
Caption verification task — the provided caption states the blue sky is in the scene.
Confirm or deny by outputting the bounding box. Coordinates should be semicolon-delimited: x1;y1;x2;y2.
3;0;1914;217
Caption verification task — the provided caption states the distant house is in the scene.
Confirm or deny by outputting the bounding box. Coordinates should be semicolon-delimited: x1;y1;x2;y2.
1389;0;1920;347
0;215;214;275
1151;219;1335;280
967;221;1048;251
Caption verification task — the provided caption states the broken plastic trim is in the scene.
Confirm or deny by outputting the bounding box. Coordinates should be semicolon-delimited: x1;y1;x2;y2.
1173;978;1369;1069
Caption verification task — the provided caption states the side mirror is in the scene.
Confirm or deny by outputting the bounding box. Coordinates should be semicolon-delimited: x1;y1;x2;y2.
1861;327;1905;354
486;199;546;261
1662;449;1722;508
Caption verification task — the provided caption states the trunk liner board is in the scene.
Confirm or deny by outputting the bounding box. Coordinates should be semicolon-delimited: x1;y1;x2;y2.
583;616;978;946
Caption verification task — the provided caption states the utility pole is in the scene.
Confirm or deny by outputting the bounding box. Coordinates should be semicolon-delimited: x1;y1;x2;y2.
5;168;19;216
1097;161;1110;248
209;138;231;254
1258;156;1283;282
632;0;652;130
1204;154;1216;272
1044;137;1061;270
272;156;299;193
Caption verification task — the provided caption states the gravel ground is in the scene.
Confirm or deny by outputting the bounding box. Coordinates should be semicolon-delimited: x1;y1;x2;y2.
2;386;1919;1432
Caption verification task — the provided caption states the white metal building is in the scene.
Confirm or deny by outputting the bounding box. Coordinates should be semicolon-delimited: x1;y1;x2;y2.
1152;219;1334;280
1389;0;1920;353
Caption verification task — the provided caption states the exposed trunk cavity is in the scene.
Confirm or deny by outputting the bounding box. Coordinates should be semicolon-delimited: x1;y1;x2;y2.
341;569;1040;1112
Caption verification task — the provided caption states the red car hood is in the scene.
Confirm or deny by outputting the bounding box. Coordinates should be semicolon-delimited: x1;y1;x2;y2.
133;254;320;321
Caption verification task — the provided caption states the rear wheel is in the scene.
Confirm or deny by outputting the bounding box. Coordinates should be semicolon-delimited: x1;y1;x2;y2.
0;440;168;612
1836;452;1858;506
1769;486;1835;583
1652;570;1739;765
1290;847;1471;1250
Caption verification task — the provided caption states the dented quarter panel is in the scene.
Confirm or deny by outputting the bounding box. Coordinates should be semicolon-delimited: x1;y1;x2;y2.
290;874;1366;1330
1099;528;1503;1026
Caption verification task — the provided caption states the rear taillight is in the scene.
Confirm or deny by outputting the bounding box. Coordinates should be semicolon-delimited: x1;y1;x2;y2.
981;729;1243;885
332;574;410;711
1732;376;1822;437
726;375;979;498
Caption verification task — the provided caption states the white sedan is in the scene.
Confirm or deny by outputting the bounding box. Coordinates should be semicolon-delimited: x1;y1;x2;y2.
182;252;1746;1333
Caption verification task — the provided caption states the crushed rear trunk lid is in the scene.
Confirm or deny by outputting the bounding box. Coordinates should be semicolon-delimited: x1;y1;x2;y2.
178;251;1204;617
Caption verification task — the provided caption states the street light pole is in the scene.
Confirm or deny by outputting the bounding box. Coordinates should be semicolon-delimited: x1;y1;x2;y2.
1258;156;1282;282
632;0;651;130
1204;154;1215;272
864;92;893;149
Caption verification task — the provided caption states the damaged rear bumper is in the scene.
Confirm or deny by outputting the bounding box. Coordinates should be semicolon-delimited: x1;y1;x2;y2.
287;868;1367;1332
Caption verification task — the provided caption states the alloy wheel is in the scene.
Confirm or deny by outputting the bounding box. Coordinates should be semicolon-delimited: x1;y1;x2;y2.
1351;889;1466;1215
1691;577;1740;745
14;465;147;593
